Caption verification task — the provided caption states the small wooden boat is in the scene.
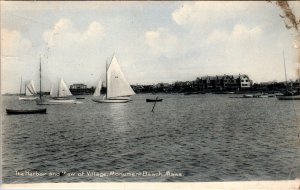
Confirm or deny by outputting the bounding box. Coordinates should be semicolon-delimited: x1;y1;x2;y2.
277;94;300;100
76;97;85;99
6;108;47;115
146;98;163;102
243;94;254;98
184;91;205;95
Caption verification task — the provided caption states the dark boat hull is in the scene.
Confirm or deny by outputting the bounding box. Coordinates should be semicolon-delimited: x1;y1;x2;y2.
52;97;71;100
6;108;47;115
184;92;205;95
146;99;163;102
277;95;300;100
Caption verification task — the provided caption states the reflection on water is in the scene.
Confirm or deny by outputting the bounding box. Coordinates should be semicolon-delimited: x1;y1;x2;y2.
2;94;300;183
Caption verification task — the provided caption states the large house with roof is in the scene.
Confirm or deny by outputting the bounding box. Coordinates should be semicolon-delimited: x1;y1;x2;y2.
195;74;252;90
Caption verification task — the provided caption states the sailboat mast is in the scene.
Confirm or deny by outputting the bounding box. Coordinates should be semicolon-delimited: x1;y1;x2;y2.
25;81;26;95
39;56;42;99
58;79;60;97
106;60;108;100
283;51;288;91
20;76;22;95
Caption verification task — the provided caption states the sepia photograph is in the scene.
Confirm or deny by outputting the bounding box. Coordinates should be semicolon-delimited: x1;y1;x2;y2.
1;1;300;189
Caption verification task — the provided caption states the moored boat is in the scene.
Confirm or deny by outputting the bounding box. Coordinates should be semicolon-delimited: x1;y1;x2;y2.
6;108;47;115
18;78;38;101
276;92;300;100
184;91;205;95
48;78;73;100
76;97;85;99
35;56;80;105
146;98;163;102
276;51;300;101
243;94;253;98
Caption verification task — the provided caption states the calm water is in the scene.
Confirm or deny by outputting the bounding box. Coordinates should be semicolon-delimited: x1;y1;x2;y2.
2;94;300;183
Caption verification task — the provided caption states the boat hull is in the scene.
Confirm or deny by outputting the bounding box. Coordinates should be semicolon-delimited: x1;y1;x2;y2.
276;95;300;100
243;94;254;98
6;108;47;115
92;98;130;103
184;92;205;95
52;97;71;100
146;99;163;102
36;99;81;105
19;96;38;101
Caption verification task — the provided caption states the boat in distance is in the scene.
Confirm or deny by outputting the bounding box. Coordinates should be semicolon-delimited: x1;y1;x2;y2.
76;97;85;99
276;51;300;100
35;57;82;105
184;91;205;95
276;93;300;100
6;108;47;115
146;98;163;102
18;78;38;101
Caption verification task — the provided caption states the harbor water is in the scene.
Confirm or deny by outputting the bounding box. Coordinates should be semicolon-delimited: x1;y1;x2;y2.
2;94;300;183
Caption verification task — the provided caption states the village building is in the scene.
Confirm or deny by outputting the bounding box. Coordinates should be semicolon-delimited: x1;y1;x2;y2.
195;74;252;90
69;83;94;95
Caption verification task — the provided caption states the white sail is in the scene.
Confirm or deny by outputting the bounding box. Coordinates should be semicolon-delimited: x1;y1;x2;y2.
93;80;102;97
25;80;37;96
58;78;72;97
106;56;135;99
50;85;54;97
49;82;57;97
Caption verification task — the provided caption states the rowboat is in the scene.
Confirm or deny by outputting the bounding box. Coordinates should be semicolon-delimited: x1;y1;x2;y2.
276;94;300;100
146;98;163;102
6;108;47;115
184;91;205;95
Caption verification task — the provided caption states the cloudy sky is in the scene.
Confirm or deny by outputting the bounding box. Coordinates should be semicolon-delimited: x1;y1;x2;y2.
1;1;300;93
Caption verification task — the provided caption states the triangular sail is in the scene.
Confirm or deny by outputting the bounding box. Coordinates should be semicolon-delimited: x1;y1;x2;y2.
58;78;72;97
93;80;102;97
107;56;135;99
50;85;54;97
25;80;37;96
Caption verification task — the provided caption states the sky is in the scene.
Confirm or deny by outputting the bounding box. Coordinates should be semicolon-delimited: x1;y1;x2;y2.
1;1;300;94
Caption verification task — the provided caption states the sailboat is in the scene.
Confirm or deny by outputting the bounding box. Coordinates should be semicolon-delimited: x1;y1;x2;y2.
277;51;300;100
36;57;80;105
91;79;102;101
50;78;73;100
19;78;38;101
93;80;102;96
93;55;135;103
